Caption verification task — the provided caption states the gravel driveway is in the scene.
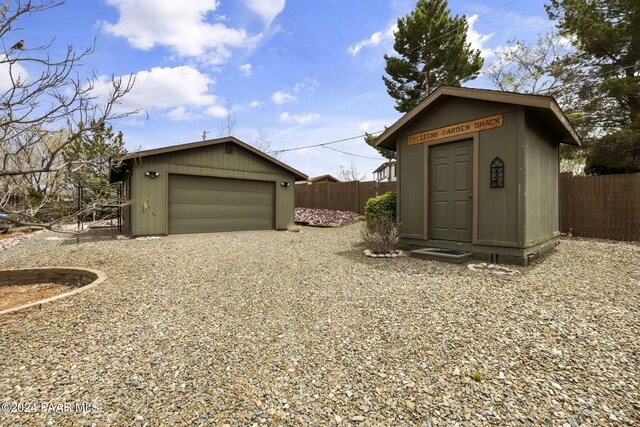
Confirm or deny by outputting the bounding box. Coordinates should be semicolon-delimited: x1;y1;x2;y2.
0;224;638;426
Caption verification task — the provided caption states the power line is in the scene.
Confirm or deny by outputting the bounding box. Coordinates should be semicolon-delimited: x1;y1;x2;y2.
269;61;639;156
391;0;519;59
268;1;522;157
269;130;384;155
323;145;382;159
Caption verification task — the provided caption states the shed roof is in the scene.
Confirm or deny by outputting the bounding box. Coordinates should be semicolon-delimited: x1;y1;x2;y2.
375;86;582;150
110;136;308;182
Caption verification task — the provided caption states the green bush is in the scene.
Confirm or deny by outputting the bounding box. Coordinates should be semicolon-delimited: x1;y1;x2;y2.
364;191;396;223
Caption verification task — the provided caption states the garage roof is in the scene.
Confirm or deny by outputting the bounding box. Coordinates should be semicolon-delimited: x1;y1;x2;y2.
375;86;582;150
110;136;308;182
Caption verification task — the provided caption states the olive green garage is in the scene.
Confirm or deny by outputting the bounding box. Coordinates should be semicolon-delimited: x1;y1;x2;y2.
375;86;581;266
109;137;307;235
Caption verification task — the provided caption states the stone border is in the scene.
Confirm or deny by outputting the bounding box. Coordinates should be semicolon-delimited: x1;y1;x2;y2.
0;267;107;316
364;249;405;258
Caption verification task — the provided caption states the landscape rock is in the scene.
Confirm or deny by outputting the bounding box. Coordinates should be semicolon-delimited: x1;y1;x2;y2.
294;207;358;227
0;224;637;425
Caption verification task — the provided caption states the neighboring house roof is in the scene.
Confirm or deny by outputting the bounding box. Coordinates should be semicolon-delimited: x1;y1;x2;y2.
110;136;308;182
375;86;582;150
309;174;341;182
372;161;396;174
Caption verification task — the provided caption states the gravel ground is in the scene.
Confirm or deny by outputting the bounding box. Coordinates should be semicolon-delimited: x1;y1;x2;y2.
0;224;638;426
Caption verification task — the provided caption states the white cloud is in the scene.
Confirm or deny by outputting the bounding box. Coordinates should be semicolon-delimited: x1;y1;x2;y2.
467;14;494;59
293;77;319;93
166;106;195;121
272;90;297;104
279;112;319;124
238;63;253;76
348;24;397;55
0;55;28;92
102;0;260;65
92;66;219;115
248;100;263;108
243;0;285;27
204;105;229;118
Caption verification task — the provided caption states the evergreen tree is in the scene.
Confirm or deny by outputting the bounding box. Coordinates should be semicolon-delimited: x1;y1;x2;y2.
383;0;483;113
546;0;640;174
364;130;396;160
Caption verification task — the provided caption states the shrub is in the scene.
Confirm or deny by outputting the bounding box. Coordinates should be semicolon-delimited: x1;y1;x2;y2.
361;216;400;254
364;191;396;223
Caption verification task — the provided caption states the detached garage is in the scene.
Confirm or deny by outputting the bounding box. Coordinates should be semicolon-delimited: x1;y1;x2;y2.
109;137;307;235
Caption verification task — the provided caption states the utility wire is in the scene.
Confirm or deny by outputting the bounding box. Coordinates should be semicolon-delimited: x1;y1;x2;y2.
269;61;639;157
269;130;384;155
267;1;522;159
322;145;383;159
387;0;519;59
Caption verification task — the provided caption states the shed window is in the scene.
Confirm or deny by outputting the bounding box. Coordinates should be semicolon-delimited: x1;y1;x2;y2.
490;157;504;188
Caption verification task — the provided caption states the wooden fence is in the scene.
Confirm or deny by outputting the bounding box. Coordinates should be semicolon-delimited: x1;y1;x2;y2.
296;174;640;241
295;180;396;215
560;172;640;241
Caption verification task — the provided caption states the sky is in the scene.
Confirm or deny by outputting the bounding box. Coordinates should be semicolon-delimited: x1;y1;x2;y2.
8;0;558;180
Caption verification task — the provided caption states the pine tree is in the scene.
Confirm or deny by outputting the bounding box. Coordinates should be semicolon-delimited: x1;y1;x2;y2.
364;131;396;160
383;0;483;113
547;0;640;174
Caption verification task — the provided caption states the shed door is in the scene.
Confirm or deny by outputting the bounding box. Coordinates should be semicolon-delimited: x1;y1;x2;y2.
429;139;473;241
168;174;275;234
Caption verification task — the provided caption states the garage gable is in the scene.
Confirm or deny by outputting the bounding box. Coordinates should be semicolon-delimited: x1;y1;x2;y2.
110;136;306;182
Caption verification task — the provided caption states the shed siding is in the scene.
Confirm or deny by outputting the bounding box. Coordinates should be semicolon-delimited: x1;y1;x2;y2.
398;98;523;247
398;134;424;239
524;116;560;245
128;144;295;235
475;108;522;248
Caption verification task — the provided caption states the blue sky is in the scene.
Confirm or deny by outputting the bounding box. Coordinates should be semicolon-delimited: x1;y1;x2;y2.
11;0;557;179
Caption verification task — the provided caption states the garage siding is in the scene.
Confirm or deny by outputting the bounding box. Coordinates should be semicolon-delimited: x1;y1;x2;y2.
127;143;296;235
168;175;275;234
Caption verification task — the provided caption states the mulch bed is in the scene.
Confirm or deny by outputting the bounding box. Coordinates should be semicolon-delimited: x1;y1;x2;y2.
0;283;74;311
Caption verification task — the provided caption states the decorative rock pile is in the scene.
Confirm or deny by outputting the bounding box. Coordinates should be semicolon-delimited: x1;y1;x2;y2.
467;262;520;275
295;207;359;227
364;249;404;258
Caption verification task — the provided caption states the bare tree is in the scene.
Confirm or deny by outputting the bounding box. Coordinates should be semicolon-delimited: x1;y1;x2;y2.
0;0;135;231
216;98;236;137
338;162;366;182
483;32;570;95
250;128;281;159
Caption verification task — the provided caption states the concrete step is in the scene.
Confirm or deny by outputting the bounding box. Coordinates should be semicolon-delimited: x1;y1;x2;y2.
410;247;473;264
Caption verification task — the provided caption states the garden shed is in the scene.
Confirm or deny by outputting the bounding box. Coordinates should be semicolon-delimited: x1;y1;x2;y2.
109;137;307;235
375;86;581;265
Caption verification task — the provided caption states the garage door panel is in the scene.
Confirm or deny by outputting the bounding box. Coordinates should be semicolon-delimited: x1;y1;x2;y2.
170;217;274;233
169;188;274;205
168;174;275;234
171;175;273;193
169;203;273;219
